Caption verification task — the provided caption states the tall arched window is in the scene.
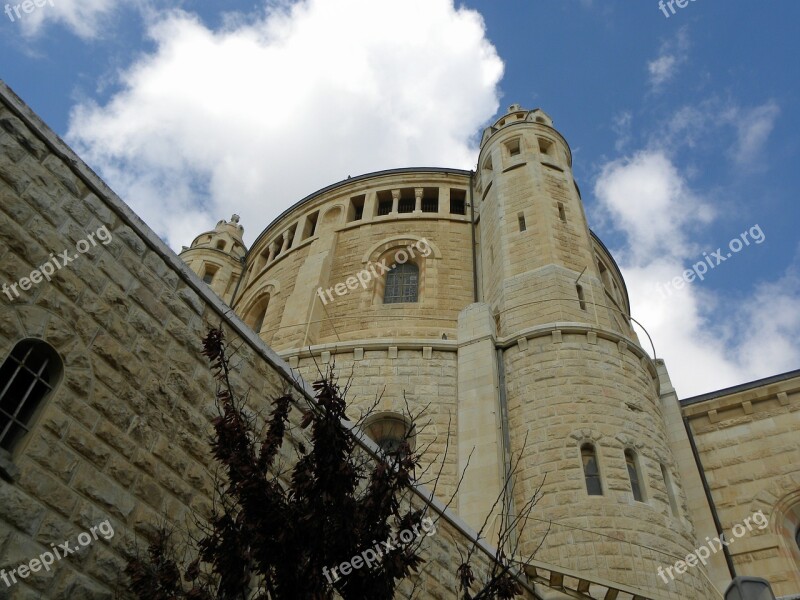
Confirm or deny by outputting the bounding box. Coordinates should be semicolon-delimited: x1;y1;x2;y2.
0;340;63;453
246;295;270;336
581;443;602;496
383;263;419;304
625;449;645;502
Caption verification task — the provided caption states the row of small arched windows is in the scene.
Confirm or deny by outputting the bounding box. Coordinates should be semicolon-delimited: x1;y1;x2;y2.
580;442;679;515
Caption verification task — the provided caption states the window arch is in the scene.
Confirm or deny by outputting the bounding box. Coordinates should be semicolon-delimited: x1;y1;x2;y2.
0;339;63;453
245;294;270;335
383;262;419;304
581;443;602;496
625;449;645;502
363;413;416;455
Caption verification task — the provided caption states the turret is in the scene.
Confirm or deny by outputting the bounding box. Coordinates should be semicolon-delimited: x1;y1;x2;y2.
180;214;246;305
473;105;708;595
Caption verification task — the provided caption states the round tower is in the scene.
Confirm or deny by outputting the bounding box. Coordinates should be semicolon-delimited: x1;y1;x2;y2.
180;214;246;306
477;105;710;595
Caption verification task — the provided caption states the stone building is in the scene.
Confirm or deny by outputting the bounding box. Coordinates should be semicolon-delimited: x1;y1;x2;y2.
0;79;797;599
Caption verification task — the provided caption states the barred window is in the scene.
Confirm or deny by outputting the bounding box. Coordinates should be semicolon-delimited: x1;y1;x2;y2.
383;263;418;304
581;443;602;496
0;340;63;453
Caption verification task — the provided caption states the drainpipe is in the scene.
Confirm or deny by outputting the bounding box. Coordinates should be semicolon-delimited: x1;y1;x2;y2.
683;416;737;579
469;170;478;303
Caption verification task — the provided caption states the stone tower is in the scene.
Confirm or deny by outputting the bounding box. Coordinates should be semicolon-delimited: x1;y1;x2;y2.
474;105;710;594
180;214;247;305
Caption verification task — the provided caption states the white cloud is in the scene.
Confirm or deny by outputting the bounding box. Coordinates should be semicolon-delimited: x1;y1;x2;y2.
594;151;712;263
647;27;689;91
10;0;123;39
646;98;781;170
66;0;503;248
728;100;781;166
611;111;632;152
594;150;800;397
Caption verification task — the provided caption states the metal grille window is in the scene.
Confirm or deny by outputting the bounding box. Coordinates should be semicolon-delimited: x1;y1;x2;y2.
397;197;414;213
383;262;419;304
581;443;602;496
377;200;392;216
422;197;438;213
0;340;63;453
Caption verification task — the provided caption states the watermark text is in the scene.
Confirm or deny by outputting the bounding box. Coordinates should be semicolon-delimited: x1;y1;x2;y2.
2;225;112;301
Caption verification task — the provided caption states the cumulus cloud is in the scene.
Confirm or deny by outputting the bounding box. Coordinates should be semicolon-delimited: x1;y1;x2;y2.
647;27;689;91
594;149;799;397
594;151;712;262
66;0;504;247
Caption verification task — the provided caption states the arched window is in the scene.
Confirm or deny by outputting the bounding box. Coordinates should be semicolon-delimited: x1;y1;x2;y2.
0;340;63;453
246;295;270;335
383;263;419;304
581;443;602;496
796;526;800;552
363;413;415;456
625;449;645;502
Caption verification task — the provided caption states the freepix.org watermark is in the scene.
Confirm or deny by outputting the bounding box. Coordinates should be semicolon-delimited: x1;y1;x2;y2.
658;0;698;19
2;225;112;301
4;0;54;23
322;517;437;584
316;238;432;305
656;224;765;298
656;510;768;584
1;520;114;588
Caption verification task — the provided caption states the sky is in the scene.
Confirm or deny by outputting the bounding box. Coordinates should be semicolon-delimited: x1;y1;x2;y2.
1;0;798;398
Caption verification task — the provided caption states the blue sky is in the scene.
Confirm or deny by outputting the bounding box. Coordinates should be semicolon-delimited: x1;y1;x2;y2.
1;0;798;396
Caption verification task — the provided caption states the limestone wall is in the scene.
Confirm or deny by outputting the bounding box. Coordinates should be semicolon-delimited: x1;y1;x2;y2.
683;373;800;597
